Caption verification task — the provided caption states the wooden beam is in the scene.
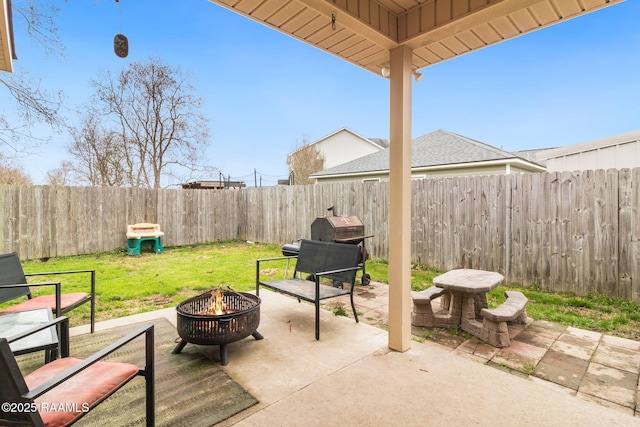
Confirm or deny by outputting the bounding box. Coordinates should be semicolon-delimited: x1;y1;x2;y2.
387;45;413;352
296;0;399;49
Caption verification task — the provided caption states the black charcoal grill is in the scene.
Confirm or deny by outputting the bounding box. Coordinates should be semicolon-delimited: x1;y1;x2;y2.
282;206;372;285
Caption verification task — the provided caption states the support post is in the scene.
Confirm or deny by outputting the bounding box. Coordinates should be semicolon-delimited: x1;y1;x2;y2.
388;46;413;352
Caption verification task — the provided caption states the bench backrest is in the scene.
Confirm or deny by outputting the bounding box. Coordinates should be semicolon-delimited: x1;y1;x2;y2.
0;252;32;304
295;239;361;284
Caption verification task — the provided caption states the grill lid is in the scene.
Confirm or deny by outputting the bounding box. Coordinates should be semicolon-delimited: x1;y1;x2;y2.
311;215;366;243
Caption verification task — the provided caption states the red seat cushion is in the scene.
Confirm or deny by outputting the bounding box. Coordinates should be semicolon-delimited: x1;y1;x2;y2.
24;357;139;427
0;292;89;313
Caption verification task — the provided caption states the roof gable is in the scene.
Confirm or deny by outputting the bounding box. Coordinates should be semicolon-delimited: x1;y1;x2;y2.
288;127;387;157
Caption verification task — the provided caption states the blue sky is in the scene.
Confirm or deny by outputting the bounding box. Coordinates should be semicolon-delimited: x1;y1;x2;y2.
7;0;640;186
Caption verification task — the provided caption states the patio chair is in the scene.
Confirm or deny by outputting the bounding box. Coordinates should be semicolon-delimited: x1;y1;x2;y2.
0;252;96;333
0;322;155;426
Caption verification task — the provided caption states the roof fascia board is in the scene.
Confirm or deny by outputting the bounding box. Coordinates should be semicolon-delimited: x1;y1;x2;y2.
411;158;547;173
314;157;546;179
312;169;386;179
345;127;389;150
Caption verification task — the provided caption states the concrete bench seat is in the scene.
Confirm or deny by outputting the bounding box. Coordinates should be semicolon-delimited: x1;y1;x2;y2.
481;291;529;347
411;286;449;327
413;286;446;303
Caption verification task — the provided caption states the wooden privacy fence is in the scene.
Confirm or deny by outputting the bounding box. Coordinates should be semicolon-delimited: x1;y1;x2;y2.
1;168;639;303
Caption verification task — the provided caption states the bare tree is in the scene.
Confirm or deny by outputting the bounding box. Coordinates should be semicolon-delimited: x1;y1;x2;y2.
45;160;73;186
66;112;127;186
0;0;65;160
0;154;32;184
82;56;211;188
286;137;324;185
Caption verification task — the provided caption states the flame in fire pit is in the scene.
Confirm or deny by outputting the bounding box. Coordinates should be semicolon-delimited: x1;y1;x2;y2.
198;287;229;315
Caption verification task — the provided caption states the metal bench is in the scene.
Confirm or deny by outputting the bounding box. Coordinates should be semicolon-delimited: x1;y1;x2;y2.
256;239;362;340
481;291;529;347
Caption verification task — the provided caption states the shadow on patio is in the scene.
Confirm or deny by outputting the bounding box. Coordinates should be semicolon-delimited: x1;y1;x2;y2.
58;281;640;426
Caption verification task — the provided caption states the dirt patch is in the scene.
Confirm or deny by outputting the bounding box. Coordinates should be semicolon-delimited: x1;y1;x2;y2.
260;268;281;277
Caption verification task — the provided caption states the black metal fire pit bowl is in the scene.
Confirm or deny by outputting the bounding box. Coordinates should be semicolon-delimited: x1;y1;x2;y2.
172;288;263;366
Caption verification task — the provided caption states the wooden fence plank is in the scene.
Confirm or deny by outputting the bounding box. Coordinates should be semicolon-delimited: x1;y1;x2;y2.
632;169;640;303
618;169;632;300
582;169;595;296
509;175;526;284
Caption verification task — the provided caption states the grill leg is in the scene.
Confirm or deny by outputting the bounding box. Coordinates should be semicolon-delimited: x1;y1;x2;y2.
220;344;228;366
172;339;188;354
252;331;264;340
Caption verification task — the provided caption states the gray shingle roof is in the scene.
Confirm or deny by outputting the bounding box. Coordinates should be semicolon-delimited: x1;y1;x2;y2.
312;130;541;177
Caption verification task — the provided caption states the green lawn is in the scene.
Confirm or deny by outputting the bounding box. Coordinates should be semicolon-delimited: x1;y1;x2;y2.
6;240;640;340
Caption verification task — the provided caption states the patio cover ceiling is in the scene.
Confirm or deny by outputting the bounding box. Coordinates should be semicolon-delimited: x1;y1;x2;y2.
209;0;622;76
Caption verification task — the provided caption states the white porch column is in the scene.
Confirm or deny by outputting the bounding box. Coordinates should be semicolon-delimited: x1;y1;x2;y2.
388;45;412;352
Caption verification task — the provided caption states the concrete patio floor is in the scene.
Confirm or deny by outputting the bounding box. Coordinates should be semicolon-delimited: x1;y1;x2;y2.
71;282;640;426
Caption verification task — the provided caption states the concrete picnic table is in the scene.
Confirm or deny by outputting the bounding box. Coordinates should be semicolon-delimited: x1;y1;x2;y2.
430;269;504;336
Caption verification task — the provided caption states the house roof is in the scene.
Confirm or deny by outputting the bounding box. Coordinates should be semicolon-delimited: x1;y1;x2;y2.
311;129;545;177
0;0;16;72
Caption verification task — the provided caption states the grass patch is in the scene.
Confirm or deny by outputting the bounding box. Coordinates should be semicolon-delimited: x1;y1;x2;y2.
522;363;537;375
422;329;438;340
332;305;348;317
363;258;441;291
487;284;640;340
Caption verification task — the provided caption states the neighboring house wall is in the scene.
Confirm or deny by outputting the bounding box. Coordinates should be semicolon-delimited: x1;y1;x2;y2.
287;128;386;171
538;130;640;172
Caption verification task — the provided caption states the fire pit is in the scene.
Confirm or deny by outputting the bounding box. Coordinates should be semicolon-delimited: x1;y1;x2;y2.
172;287;263;365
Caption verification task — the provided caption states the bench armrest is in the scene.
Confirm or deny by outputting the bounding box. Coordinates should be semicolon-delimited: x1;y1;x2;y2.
1;282;63;317
26;269;95;277
1;281;61;290
315;265;363;278
256;256;297;264
256;256;298;286
26;270;96;296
